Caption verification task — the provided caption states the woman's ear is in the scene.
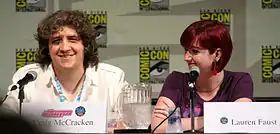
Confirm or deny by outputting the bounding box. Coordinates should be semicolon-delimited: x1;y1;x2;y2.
215;48;222;62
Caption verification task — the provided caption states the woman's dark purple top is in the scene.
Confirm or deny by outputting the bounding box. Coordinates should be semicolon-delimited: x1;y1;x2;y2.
159;70;254;118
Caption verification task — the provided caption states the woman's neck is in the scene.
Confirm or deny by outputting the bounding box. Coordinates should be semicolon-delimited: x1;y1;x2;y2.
196;70;224;92
53;66;85;94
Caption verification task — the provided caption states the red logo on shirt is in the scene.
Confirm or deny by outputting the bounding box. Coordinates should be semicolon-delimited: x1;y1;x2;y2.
41;109;73;118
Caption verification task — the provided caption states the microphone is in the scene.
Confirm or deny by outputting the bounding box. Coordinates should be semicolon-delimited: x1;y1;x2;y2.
0;71;37;105
11;71;37;91
185;66;201;133
189;66;200;83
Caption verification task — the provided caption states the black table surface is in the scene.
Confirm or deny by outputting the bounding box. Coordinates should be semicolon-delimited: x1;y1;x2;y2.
114;129;151;133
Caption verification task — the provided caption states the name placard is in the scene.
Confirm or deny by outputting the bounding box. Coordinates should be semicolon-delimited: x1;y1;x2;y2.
204;102;280;133
22;102;107;133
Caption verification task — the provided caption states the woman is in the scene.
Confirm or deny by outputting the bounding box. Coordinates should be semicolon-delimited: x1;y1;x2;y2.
1;10;127;133
151;20;254;132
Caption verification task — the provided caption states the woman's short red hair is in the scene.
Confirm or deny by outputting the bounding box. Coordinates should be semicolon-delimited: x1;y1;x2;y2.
180;20;233;73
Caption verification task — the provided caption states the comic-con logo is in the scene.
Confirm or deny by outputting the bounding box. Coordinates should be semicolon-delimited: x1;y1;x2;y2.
139;0;169;11
200;8;231;33
262;45;280;83
16;0;46;12
86;10;107;48
262;0;280;9
220;117;228;124
75;106;86;117
16;48;39;70
139;46;169;84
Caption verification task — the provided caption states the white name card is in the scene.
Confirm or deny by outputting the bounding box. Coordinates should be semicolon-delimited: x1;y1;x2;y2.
204;102;280;133
21;102;107;133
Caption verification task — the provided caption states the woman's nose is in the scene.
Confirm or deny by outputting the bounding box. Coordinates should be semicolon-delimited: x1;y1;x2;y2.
184;51;192;61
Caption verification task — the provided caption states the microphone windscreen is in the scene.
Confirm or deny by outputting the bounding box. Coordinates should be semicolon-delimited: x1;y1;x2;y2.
190;66;200;75
27;71;37;81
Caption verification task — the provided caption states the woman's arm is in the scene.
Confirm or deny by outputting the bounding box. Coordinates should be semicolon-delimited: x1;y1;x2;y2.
151;96;204;133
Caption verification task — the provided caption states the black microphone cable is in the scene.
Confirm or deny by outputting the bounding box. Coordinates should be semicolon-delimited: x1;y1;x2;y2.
151;105;179;133
0;94;9;105
152;89;181;133
0;95;8;105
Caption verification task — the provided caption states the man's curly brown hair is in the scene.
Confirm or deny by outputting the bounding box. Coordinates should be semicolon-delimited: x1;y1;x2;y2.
34;10;99;70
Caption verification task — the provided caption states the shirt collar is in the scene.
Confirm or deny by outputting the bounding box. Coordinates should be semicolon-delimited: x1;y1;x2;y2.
85;65;98;86
46;64;98;86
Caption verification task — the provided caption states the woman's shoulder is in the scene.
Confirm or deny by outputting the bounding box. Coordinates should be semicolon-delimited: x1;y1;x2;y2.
222;70;254;101
165;71;188;82
162;71;189;88
222;70;253;91
168;70;188;78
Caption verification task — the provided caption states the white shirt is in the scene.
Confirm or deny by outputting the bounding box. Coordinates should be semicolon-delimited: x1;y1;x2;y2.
1;63;128;116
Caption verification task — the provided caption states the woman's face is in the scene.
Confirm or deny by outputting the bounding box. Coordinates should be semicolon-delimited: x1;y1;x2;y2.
184;41;221;74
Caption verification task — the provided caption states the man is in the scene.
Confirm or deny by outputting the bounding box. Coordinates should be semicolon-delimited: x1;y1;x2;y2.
1;10;127;133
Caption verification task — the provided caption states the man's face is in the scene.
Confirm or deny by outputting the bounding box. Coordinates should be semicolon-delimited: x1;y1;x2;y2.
48;26;84;71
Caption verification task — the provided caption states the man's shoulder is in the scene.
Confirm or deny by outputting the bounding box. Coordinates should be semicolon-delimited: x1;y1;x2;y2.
97;63;124;74
14;63;43;78
87;63;125;78
17;63;42;72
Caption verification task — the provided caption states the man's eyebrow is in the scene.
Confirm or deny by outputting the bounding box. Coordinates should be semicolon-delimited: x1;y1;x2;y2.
50;35;61;39
50;35;79;38
67;35;79;38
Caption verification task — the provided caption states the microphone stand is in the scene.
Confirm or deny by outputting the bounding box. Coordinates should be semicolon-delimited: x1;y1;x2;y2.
18;85;25;116
184;81;202;134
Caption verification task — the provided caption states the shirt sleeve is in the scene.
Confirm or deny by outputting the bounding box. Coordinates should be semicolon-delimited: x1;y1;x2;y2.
159;71;183;106
230;73;254;102
1;68;26;115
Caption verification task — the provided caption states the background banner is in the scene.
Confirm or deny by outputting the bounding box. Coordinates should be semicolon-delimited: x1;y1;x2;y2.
139;46;169;84
262;45;280;83
261;0;280;9
15;0;46;12
200;8;231;33
1;0;280;100
139;0;170;11
16;48;38;71
86;10;107;48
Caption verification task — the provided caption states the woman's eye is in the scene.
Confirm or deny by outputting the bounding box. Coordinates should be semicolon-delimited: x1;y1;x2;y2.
191;49;199;54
